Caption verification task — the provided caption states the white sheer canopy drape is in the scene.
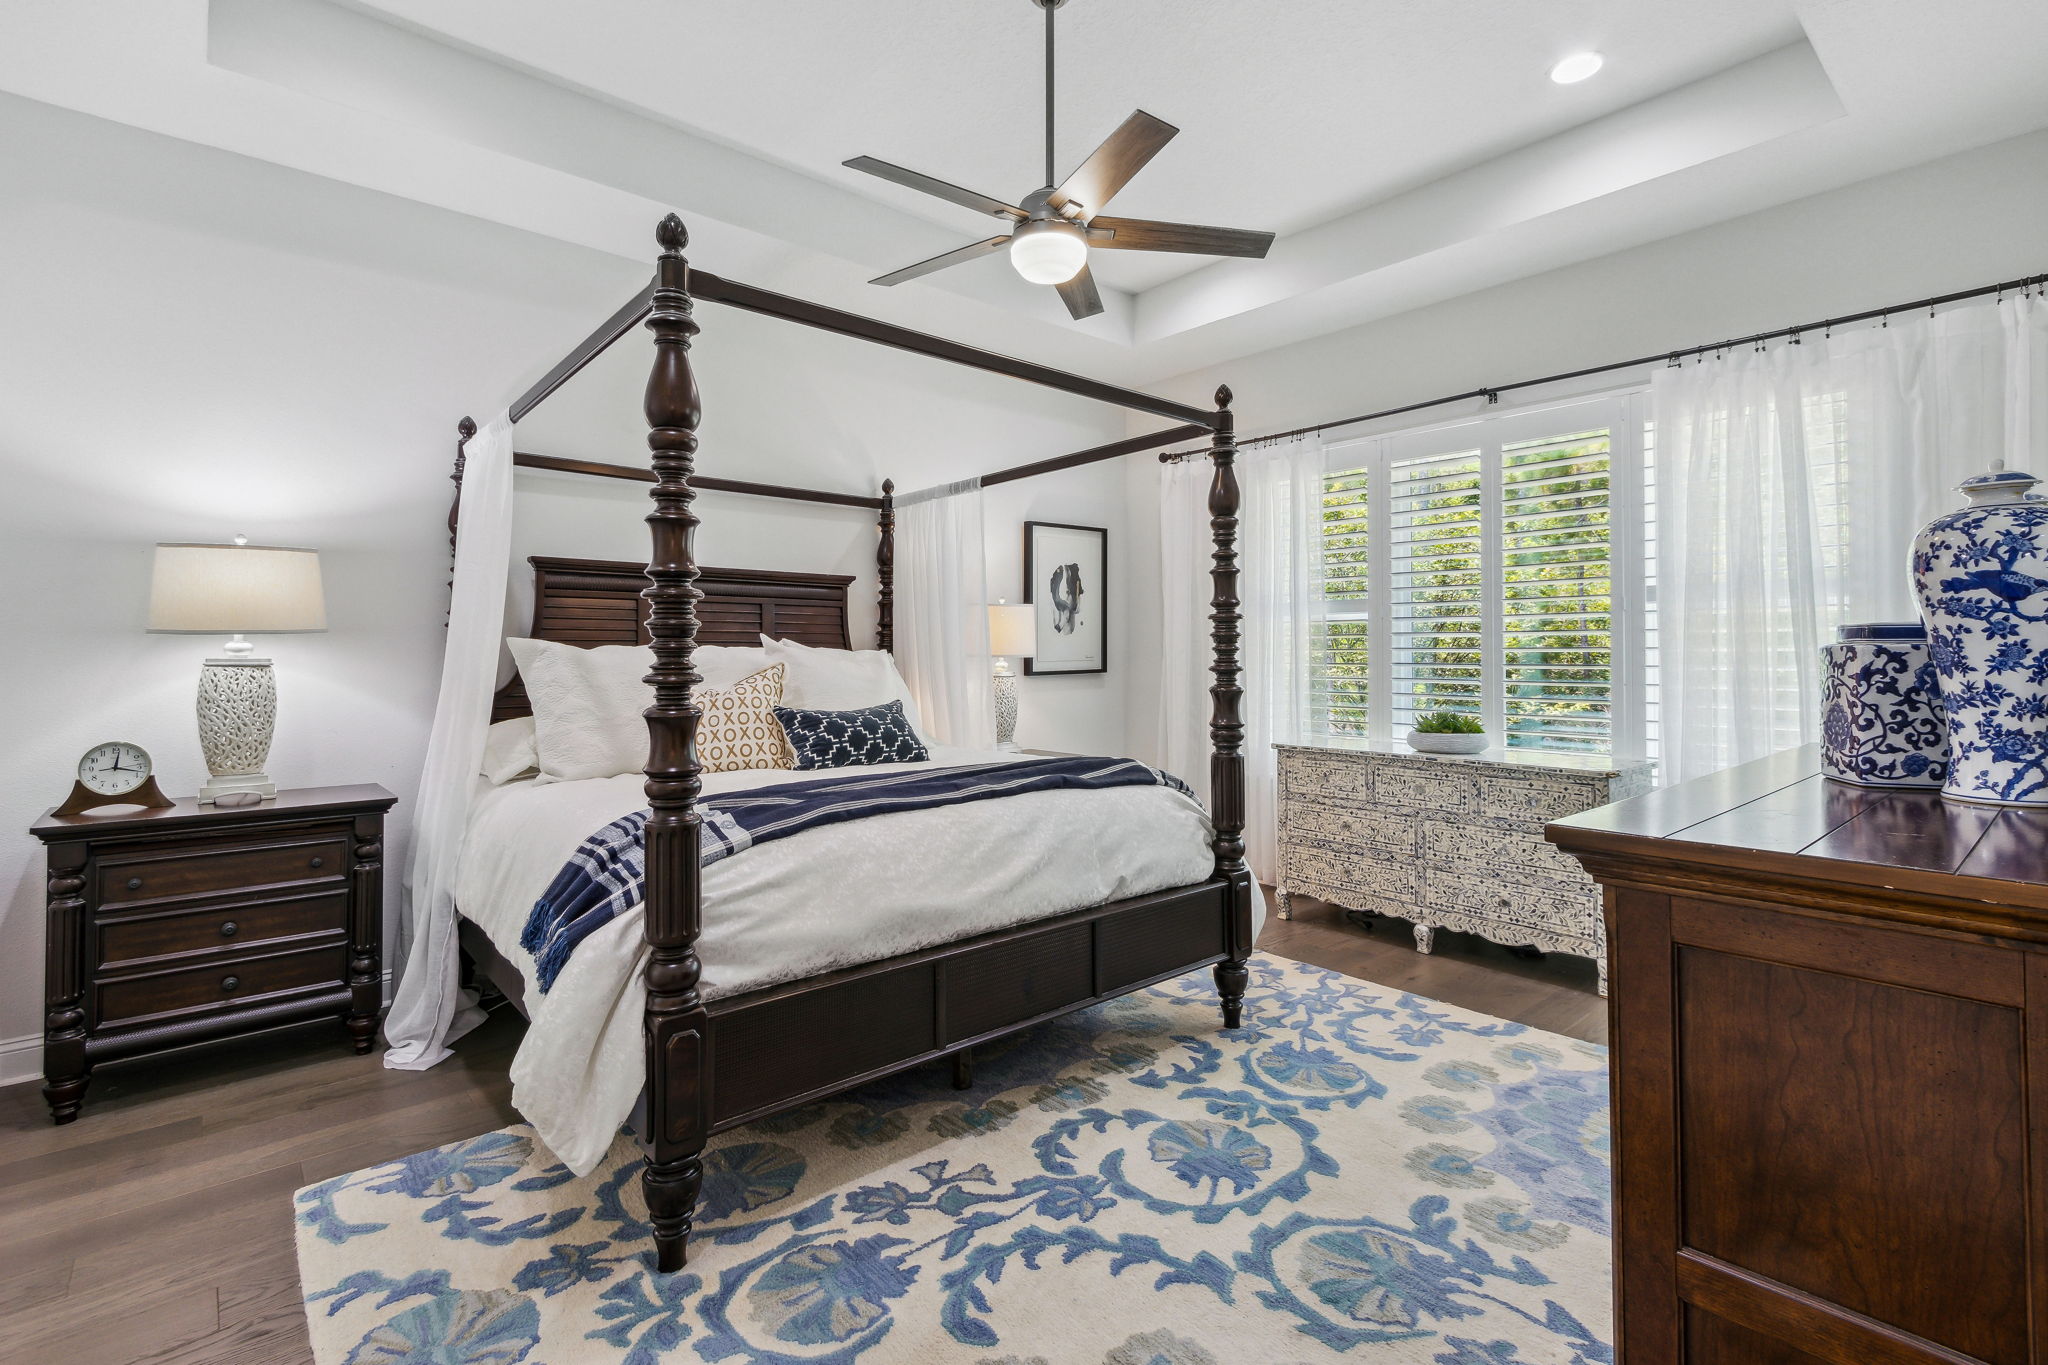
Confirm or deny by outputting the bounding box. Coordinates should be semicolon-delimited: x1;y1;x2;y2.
1153;457;1212;805
1241;436;1327;884
1654;294;2048;785
383;414;513;1069
895;480;995;749
1154;437;1325;884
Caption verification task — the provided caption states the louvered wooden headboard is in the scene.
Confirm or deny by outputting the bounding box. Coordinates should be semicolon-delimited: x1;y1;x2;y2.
491;556;855;723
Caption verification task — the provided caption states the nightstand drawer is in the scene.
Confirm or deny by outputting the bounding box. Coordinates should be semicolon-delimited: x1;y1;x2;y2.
97;834;349;908
95;943;347;1029
96;889;349;972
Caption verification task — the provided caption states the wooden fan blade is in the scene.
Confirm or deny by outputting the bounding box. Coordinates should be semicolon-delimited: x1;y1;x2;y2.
844;156;1027;221
1055;263;1103;320
869;236;1011;286
1086;216;1275;258
1049;111;1178;217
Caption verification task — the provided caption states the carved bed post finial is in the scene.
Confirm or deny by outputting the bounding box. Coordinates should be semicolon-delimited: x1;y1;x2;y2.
445;416;478;619
640;212;709;1273
877;478;896;652
449;415;477;552
1206;383;1252;1028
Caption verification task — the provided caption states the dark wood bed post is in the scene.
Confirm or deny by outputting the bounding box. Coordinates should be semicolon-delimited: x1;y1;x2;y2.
640;213;709;1273
1206;385;1253;1028
876;479;896;651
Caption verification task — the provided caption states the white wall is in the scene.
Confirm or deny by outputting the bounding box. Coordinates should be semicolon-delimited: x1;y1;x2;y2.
1122;128;2048;767
0;99;1128;1082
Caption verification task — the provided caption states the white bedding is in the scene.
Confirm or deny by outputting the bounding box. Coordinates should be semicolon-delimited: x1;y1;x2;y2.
455;746;1225;1174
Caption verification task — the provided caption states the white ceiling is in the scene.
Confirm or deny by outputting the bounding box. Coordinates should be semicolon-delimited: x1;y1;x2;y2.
348;0;1807;292
2;0;2045;387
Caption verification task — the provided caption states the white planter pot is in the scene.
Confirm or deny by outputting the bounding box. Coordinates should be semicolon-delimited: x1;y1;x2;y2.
1405;729;1489;755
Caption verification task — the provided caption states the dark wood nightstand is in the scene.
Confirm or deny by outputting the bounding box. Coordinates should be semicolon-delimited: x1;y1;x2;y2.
30;783;397;1124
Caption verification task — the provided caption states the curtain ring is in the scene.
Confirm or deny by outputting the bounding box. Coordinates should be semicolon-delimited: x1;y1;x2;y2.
1789;328;1802;346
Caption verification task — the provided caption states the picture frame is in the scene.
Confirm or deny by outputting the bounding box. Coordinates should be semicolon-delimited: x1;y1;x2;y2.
1023;520;1108;675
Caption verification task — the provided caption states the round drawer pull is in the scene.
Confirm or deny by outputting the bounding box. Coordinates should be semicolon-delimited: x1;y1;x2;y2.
125;877;143;891
219;920;239;938
221;975;241;992
309;856;324;869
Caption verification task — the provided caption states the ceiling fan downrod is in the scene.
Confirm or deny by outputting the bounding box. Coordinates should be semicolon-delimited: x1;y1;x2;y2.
1037;0;1067;192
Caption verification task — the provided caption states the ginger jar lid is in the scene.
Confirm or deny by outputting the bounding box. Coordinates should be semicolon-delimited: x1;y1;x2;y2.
1959;462;2041;506
1838;623;1927;642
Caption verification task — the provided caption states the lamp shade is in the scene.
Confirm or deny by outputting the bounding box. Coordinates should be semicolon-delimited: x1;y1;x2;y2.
988;601;1037;658
148;542;327;634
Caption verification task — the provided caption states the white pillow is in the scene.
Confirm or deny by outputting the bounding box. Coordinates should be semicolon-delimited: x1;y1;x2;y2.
760;635;928;739
479;716;539;784
507;638;647;781
507;638;794;781
697;645;775;690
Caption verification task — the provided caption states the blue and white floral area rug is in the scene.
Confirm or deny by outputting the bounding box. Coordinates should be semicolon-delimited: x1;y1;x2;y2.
294;954;1612;1364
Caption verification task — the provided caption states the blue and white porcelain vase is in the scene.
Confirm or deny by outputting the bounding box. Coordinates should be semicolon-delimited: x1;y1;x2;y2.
1820;624;1948;788
1910;463;2048;807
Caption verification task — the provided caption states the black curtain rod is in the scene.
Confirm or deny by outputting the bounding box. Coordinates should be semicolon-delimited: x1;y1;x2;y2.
1160;270;2048;461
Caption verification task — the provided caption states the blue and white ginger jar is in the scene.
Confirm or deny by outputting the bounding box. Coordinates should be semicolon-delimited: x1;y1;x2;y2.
1910;464;2048;807
1820;624;1948;788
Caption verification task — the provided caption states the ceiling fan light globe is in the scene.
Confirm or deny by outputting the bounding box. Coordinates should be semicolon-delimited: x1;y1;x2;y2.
1009;220;1088;285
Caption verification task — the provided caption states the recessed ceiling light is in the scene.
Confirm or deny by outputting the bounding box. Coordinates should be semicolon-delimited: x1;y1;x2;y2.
1549;52;1604;84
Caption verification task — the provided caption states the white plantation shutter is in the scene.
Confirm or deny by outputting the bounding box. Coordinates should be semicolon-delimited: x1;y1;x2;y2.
1388;449;1485;731
1311;468;1370;735
1499;429;1613;752
1299;391;1653;760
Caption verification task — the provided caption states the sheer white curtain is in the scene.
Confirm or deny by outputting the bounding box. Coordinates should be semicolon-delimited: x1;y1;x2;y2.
1241;436;1327;884
1153;438;1325;883
1153;456;1212;803
384;414;513;1069
896;479;995;748
1654;294;2048;785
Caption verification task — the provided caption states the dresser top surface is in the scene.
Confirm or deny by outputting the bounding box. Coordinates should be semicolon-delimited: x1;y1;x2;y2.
1548;744;2048;902
33;783;397;842
1277;735;1648;778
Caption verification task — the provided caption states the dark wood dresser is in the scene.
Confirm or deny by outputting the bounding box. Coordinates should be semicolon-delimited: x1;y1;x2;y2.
1547;746;2048;1365
31;784;397;1123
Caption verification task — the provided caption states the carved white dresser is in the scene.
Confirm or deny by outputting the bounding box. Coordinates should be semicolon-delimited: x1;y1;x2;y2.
1274;740;1653;992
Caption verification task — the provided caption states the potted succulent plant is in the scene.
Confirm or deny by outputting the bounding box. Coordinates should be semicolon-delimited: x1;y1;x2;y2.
1405;710;1489;755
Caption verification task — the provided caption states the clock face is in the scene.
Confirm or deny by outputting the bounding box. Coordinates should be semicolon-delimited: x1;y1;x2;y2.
79;742;152;797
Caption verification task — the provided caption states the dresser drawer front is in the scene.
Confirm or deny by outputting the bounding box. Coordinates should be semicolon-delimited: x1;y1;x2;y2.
94;944;347;1029
1415;869;1600;950
1473;773;1612;827
97;834;350;907
96;890;349;972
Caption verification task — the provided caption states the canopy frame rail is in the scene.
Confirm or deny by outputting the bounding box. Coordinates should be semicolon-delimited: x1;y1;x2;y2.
450;213;1247;1273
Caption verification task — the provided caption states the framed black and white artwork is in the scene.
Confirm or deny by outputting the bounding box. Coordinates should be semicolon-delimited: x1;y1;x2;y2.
1023;521;1107;675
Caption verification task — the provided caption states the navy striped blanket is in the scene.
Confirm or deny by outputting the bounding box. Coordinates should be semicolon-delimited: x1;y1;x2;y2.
519;756;1195;992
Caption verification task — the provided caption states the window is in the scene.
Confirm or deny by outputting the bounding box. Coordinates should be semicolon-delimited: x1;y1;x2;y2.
1305;392;1654;761
1311;469;1371;735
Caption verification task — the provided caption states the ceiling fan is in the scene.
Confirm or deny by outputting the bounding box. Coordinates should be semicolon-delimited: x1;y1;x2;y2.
844;0;1275;321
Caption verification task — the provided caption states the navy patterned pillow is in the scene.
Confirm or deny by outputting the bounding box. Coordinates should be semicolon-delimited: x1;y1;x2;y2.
774;699;930;770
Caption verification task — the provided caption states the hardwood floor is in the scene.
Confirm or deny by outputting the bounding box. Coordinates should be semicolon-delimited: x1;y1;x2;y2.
0;888;1602;1364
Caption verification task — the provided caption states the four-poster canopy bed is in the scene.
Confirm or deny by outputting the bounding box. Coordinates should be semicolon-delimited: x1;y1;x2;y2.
444;213;1249;1273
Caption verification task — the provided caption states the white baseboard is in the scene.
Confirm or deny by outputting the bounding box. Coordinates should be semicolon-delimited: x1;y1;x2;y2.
0;970;396;1092
0;1032;39;1089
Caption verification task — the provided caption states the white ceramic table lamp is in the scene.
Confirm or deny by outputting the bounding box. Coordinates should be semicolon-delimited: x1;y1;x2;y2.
988;600;1038;751
148;538;326;803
